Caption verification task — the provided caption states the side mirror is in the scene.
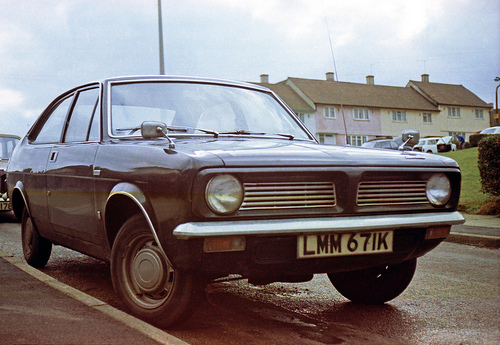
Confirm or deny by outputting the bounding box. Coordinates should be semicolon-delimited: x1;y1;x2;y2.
141;121;176;149
141;121;167;139
400;130;420;150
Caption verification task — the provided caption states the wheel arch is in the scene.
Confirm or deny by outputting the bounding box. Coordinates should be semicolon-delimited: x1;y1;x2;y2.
11;182;29;220
104;183;165;257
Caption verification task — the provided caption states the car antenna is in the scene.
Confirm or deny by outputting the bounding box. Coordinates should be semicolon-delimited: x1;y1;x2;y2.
323;2;348;145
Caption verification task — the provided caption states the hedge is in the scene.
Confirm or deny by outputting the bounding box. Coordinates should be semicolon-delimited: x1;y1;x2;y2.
469;133;489;147
478;135;500;196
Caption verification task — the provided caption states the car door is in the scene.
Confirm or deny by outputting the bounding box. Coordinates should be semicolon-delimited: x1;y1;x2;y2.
45;86;101;244
15;93;76;239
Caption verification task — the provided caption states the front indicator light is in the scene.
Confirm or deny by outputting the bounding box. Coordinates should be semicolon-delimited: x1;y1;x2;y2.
425;226;451;239
205;174;244;215
204;236;246;253
426;173;452;206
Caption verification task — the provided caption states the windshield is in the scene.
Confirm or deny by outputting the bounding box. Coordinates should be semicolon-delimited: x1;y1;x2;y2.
0;136;19;160
109;82;311;140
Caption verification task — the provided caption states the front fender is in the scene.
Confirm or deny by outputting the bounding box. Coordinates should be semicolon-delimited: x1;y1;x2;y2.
105;183;168;261
10;181;29;220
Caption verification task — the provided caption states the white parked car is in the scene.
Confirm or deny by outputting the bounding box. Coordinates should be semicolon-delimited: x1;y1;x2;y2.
479;126;500;134
413;136;456;154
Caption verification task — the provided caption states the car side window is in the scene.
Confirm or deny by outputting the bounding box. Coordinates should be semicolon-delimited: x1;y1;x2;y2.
33;95;74;144
64;88;99;143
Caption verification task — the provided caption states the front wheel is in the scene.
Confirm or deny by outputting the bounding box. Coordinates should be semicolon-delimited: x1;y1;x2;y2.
110;215;200;328
21;208;52;268
328;258;417;304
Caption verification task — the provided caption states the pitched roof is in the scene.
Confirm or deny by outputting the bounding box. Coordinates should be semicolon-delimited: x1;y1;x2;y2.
285;77;439;112
407;81;490;108
255;82;315;112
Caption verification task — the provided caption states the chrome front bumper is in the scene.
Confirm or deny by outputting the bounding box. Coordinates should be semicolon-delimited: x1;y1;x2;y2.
173;211;465;239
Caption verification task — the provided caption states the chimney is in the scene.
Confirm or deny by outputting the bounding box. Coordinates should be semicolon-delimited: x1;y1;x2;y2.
326;72;335;81
421;74;429;83
366;75;374;85
260;74;269;84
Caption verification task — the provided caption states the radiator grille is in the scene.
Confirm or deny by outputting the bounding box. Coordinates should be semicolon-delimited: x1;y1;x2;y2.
357;180;428;206
240;182;336;211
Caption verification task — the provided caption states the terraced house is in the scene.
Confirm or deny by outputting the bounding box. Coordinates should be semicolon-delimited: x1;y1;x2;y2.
258;73;491;146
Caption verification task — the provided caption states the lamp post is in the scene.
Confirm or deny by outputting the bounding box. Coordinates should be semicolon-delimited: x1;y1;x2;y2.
495;77;500;120
158;0;165;75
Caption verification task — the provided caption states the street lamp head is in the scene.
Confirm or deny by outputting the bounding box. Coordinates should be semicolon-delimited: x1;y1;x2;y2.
495;77;500;82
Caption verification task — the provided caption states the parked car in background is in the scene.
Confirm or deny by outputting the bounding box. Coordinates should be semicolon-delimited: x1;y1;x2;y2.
479;126;500;134
0;134;20;211
413;136;456;153
436;136;457;152
362;136;413;151
362;138;399;150
7;76;465;327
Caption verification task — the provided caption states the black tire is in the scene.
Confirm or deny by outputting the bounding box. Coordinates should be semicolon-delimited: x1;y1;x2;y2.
110;214;200;328
328;258;417;304
21;208;52;268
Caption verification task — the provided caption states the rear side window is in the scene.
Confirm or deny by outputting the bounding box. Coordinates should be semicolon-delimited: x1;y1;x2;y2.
33;95;74;144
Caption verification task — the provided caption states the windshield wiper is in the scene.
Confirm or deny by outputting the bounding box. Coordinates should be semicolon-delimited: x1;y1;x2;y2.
274;133;294;140
220;130;266;135
221;130;295;140
166;126;219;138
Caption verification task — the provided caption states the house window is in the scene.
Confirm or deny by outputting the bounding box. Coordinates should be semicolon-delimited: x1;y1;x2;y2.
475;109;484;119
347;135;368;147
423;113;432;123
448;107;461;118
324;106;335;119
353;108;370;120
297;113;305;122
317;133;334;145
392;110;407;122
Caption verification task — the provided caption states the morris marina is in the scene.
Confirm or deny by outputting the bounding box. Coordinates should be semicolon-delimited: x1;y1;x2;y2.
7;76;465;327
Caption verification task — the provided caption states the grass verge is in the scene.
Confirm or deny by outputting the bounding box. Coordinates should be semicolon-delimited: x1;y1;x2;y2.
438;147;498;214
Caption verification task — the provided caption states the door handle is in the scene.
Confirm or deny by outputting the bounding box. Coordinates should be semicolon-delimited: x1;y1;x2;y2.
49;151;58;163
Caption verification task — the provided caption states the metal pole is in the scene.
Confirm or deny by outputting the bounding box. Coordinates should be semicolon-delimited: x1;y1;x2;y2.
158;0;165;75
495;77;500;118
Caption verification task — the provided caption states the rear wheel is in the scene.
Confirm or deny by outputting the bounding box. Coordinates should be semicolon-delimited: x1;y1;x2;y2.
328;258;417;304
110;215;200;328
21;208;52;268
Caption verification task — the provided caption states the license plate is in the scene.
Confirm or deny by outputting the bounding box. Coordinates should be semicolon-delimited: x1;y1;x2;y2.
0;201;12;211
297;230;393;259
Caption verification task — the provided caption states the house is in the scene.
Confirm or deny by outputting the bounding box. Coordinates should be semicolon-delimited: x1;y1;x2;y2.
407;74;492;139
258;73;491;145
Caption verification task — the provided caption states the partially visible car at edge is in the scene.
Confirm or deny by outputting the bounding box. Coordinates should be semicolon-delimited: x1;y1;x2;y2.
479;126;500;134
0;134;20;211
7;76;465;327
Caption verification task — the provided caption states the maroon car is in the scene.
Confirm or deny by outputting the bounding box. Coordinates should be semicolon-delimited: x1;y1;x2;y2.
7;76;465;327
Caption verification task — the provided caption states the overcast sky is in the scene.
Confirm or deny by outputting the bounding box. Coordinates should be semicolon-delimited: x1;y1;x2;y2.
1;0;499;137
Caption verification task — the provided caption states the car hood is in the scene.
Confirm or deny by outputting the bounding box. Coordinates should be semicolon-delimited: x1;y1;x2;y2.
171;138;459;168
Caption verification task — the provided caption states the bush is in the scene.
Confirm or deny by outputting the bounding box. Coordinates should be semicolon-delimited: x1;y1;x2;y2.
469;133;488;147
478;135;500;196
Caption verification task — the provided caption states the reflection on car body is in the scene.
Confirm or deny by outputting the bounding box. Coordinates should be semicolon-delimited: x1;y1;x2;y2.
7;76;465;327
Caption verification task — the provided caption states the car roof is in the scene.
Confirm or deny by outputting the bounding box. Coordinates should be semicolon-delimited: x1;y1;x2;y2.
102;75;269;92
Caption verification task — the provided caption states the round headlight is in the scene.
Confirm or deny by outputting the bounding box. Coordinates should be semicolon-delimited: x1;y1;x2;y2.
205;174;244;215
426;173;452;206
